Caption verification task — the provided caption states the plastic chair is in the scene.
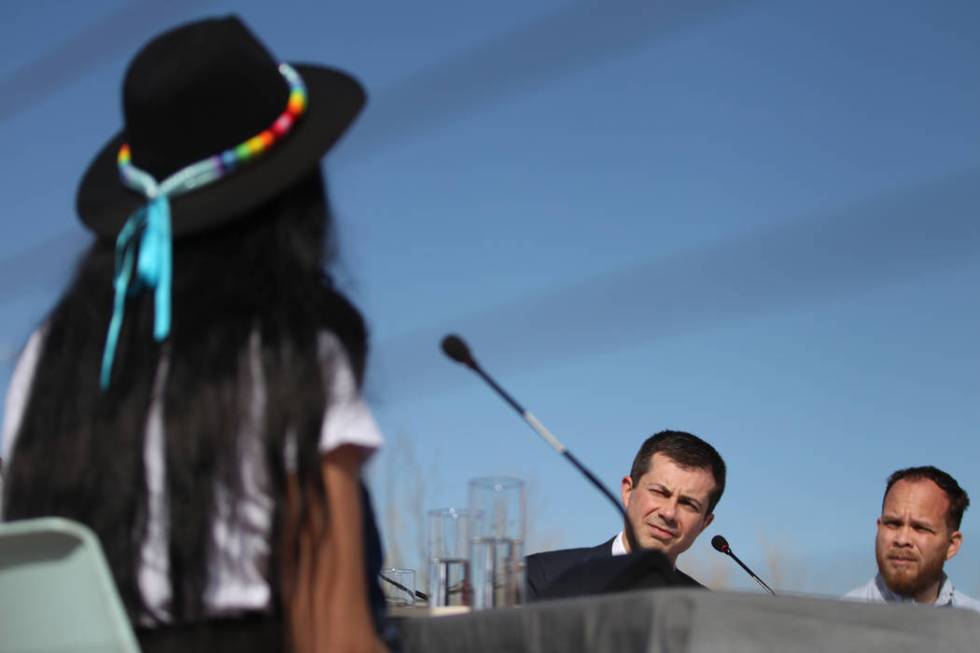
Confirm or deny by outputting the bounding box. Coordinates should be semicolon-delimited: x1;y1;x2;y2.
0;517;140;652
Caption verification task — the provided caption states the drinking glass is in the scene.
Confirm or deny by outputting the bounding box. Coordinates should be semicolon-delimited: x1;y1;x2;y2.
380;567;416;607
427;508;473;606
467;476;525;609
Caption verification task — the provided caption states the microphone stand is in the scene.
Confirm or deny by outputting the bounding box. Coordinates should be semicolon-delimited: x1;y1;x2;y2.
441;334;635;546
711;535;776;595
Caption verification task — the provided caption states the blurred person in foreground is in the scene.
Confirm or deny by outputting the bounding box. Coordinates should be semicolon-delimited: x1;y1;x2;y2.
1;16;388;652
525;430;725;600
845;466;980;613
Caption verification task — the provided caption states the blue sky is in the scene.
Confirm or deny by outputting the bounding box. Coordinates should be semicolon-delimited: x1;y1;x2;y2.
1;0;979;596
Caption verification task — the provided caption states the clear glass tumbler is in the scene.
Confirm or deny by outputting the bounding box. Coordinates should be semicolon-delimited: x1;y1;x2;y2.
427;508;473;607
467;476;526;609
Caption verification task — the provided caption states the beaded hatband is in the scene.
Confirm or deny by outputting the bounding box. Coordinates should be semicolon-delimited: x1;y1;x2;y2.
100;63;308;389
117;63;308;193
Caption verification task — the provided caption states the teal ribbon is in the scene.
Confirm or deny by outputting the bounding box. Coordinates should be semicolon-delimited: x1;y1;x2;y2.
101;144;226;389
99;191;172;390
101;148;228;389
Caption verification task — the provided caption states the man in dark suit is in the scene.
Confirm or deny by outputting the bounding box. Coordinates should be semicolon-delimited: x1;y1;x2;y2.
526;430;726;600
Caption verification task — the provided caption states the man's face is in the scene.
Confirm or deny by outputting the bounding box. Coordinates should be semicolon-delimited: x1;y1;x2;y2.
875;478;962;601
621;452;716;565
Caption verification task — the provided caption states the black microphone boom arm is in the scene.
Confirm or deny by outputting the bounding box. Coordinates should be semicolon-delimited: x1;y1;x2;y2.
711;535;776;595
440;334;630;530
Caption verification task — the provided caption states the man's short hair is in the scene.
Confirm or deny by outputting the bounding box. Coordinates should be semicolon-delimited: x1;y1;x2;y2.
629;430;726;514
884;466;970;531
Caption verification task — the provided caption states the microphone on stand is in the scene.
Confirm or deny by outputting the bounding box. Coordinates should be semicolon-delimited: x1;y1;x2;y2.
440;334;631;535
711;534;776;595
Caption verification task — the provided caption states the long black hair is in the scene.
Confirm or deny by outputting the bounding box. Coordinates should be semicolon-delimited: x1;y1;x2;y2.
3;171;366;623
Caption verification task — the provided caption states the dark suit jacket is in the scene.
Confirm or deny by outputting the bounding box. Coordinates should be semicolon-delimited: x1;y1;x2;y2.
525;537;704;601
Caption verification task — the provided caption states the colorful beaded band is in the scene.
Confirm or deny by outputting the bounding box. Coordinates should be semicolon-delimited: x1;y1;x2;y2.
117;62;308;192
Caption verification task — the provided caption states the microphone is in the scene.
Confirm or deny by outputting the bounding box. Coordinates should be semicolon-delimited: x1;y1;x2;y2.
440;334;630;530
711;535;776;595
440;334;473;367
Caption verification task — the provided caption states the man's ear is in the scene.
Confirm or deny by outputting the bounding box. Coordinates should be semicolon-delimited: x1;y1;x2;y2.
946;530;963;561
621;475;634;509
699;512;714;534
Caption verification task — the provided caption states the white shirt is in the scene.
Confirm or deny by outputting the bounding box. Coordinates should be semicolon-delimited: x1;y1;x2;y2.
845;573;980;614
611;530;629;556
2;328;383;622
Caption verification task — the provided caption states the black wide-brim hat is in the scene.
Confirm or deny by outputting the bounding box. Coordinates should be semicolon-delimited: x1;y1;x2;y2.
77;15;365;240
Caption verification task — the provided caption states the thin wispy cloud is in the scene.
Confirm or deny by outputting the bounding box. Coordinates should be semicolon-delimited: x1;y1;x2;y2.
0;0;218;124
371;167;980;400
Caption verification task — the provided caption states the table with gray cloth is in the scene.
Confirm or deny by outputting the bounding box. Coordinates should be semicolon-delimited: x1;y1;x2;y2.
399;588;980;652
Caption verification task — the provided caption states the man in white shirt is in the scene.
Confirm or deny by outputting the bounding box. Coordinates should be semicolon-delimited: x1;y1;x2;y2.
846;466;980;613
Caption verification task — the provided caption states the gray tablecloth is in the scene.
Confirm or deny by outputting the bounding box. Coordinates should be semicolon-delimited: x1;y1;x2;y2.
399;588;980;652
